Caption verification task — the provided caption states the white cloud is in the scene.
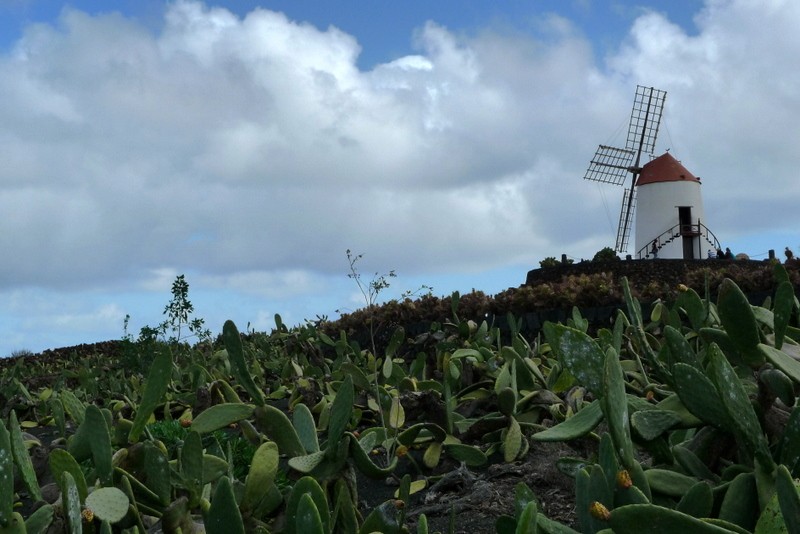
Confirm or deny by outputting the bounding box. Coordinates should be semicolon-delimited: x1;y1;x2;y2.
1;0;799;352
0;1;612;293
52;302;125;330
140;268;181;292
199;269;324;300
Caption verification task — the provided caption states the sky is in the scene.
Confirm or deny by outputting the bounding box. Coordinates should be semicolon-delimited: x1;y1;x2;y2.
1;0;798;356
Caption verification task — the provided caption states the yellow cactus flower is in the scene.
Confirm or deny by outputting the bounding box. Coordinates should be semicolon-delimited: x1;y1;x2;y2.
616;469;633;489
589;501;611;521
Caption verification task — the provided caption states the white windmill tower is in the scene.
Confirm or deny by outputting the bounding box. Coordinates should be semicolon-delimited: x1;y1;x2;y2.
583;86;720;259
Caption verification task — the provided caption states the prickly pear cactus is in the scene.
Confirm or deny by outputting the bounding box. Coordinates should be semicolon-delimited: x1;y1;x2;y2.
605;503;737;533
241;441;279;514
128;348;173;443
756;464;800;534
60;390;86;425
253;405;306;457
0;420;12;529
288;450;327;474
0;512;25;534
23;503;54;534
85;487;130;524
326;375;354;452
84;405;113;486
295;494;325;534
8;410;42;502
293;403;320;454
223;320;266;406
546;324;605;397
61;471;83;534
180;431;204;505
49;448;88;504
717;277;764;367
204;476;245;534
191;403;254;434
285;476;329;534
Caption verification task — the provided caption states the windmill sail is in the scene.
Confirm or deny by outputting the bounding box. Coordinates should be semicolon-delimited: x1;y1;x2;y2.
583;85;667;253
616;188;636;251
627;86;666;155
583;145;635;185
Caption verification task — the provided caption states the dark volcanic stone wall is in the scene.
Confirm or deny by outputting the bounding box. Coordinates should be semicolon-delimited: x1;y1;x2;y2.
526;258;781;293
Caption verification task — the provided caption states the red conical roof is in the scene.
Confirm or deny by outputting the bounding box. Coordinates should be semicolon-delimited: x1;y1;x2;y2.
636;152;699;186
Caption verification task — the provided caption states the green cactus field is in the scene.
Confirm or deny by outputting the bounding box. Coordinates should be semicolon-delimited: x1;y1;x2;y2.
2;260;800;533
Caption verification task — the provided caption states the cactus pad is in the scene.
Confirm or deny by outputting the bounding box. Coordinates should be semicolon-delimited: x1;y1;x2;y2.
85;487;130;524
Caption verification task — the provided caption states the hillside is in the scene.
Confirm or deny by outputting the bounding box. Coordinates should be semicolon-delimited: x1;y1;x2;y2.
0;259;799;532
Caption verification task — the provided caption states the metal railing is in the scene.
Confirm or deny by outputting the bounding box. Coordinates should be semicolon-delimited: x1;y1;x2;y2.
637;220;721;259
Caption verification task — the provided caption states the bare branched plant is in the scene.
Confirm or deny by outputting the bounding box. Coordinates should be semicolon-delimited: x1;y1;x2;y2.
137;274;211;345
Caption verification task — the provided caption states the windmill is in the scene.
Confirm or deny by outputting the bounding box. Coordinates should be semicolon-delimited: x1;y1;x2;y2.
583;85;667;253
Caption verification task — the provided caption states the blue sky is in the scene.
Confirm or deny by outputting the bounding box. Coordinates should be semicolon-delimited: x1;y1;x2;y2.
0;2;705;62
0;0;797;355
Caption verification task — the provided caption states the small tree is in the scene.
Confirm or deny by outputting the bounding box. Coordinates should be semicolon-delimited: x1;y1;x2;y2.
138;274;211;344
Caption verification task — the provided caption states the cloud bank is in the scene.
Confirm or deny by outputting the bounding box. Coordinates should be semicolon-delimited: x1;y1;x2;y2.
1;0;799;351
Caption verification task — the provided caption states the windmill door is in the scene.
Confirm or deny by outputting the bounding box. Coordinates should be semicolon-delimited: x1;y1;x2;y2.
679;207;694;234
679;206;696;259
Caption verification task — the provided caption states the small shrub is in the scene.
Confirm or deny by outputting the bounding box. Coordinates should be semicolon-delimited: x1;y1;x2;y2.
592;247;619;262
539;257;560;268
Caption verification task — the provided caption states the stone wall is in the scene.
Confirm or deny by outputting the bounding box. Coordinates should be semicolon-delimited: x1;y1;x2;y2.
514;257;795;338
327;257;798;355
526;258;780;292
